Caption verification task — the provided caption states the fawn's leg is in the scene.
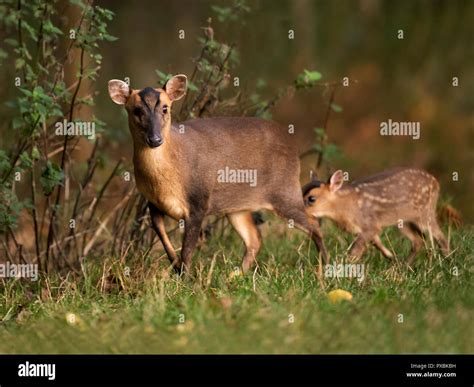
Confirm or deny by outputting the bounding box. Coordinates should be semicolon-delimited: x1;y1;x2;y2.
372;234;393;259
349;232;373;261
399;222;424;265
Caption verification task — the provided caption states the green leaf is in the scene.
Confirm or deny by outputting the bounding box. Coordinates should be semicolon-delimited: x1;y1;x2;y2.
15;58;25;70
12;117;24;130
295;69;322;89
323;143;343;162
0;150;11;173
257;110;272;120
250;93;260;104
313;127;326;138
4;38;18;47
256;78;267;89
102;33;118;42
188;82;199;92
211;5;233;22
304;69;322;82
40;161;64;196
155;69;173;85
311;143;323;153
330;103;342;113
19;88;32;97
19;151;33;168
43;20;63;36
31;146;41;160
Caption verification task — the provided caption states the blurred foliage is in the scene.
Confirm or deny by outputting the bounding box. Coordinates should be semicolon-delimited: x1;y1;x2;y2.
312;127;343;166
0;0;116;271
211;0;250;23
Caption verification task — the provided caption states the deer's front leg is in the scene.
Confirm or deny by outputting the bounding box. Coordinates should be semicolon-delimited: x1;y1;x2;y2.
149;203;182;273
308;217;329;264
181;212;206;273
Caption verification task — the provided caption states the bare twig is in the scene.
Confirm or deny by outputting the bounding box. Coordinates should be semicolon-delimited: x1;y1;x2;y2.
82;189;133;259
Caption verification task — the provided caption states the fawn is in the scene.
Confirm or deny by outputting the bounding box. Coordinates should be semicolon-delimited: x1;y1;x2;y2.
108;74;328;274
303;168;449;263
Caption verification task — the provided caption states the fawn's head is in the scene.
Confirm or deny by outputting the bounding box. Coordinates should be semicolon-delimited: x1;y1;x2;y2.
303;170;345;218
108;74;187;148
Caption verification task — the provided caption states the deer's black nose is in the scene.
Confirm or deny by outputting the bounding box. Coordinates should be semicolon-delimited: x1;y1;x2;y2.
146;136;163;148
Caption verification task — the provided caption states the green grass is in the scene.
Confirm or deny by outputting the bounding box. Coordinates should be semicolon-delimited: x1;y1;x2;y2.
1;220;473;354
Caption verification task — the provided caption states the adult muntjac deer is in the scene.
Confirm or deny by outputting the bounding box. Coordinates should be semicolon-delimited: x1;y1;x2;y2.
108;74;328;274
303;168;449;264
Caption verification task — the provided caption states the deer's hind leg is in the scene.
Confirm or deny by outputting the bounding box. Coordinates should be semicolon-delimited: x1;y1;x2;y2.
426;190;449;255
399;222;424;265
227;211;262;273
413;217;449;259
431;220;449;255
271;197;329;264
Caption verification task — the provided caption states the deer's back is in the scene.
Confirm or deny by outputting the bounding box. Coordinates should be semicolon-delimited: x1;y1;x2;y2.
172;117;301;215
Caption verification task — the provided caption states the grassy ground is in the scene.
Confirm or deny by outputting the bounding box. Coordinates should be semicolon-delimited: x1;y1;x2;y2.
0;218;473;354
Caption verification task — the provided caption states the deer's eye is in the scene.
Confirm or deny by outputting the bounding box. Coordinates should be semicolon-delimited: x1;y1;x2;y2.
133;107;142;117
307;195;316;205
162;105;168;114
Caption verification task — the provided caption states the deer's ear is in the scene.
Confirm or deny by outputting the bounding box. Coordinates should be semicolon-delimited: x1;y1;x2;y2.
108;80;130;105
165;74;187;102
329;170;344;192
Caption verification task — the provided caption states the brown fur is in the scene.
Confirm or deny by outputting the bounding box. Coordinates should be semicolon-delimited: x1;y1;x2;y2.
108;76;328;273
303;168;449;264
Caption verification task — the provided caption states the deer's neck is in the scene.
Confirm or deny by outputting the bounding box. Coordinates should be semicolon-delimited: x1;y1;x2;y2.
131;130;188;219
131;125;175;174
133;143;169;175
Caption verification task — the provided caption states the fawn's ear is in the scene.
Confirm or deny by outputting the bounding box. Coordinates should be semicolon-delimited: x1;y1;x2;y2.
164;74;187;102
108;80;130;105
329;170;344;192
